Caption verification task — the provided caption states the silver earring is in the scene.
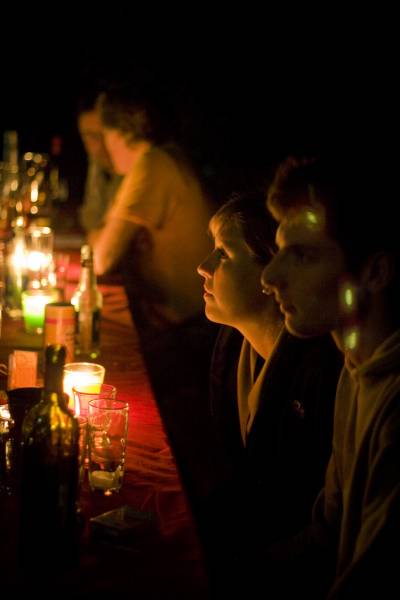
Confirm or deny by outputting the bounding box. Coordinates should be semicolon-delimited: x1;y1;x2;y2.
262;286;273;296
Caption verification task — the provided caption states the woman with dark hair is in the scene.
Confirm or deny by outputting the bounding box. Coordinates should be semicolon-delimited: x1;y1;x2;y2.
196;191;342;595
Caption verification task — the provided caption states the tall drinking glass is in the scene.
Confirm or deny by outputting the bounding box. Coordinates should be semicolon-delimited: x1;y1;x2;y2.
72;383;116;417
87;398;128;496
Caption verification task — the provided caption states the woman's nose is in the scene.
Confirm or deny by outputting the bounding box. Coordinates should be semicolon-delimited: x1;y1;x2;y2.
197;255;212;278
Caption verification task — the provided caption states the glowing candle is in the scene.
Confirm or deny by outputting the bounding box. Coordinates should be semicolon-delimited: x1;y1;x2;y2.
26;226;54;289
62;362;105;413
21;289;58;334
27;250;49;272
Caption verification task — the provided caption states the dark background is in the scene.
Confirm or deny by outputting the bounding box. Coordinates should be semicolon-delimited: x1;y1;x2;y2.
0;22;396;208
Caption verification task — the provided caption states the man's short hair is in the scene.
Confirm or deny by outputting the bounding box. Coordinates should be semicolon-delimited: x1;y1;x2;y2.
267;153;399;276
97;82;173;145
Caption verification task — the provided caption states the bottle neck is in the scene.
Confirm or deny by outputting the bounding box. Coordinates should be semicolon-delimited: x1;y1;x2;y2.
44;345;66;398
79;261;97;290
44;369;64;397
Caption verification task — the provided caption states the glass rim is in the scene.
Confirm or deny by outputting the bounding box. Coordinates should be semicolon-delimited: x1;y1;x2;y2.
72;383;116;398
22;289;58;297
63;362;105;372
88;398;128;411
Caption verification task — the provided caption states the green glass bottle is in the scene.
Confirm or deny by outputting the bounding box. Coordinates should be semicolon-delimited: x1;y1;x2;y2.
71;244;103;359
19;344;80;573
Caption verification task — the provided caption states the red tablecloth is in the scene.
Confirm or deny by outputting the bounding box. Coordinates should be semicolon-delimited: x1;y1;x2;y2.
0;246;210;598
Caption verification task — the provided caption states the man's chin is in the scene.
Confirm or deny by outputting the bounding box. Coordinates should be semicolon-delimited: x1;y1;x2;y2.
285;317;321;339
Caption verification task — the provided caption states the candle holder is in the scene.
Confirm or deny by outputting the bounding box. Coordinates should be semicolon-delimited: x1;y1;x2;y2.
21;288;58;334
63;362;105;412
25;225;54;290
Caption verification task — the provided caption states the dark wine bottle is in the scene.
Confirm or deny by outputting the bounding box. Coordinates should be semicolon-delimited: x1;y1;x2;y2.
19;344;80;574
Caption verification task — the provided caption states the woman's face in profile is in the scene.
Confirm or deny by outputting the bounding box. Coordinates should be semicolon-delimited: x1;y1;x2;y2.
197;220;273;328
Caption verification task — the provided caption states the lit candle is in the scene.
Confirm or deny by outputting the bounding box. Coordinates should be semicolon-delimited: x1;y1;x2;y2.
27;250;50;272
21;289;58;334
62;362;105;414
26;226;54;289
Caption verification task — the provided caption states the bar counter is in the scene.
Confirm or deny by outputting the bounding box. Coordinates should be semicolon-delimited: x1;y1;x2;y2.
0;242;210;598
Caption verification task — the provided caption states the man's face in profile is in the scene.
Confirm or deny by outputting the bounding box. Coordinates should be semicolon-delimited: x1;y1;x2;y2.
78;109;114;173
262;203;346;339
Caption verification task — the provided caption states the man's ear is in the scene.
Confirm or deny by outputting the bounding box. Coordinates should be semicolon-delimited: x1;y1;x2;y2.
361;252;395;293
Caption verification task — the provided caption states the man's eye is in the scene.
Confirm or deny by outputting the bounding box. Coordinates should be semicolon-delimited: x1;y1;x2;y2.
295;249;307;262
294;248;316;263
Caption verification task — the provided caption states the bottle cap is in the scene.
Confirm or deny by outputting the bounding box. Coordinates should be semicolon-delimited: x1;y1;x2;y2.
80;244;93;263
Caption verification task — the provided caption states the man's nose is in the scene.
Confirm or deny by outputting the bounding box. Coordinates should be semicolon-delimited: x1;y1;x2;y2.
261;255;280;294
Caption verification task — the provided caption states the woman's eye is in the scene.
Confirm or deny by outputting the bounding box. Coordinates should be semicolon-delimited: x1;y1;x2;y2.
216;247;228;259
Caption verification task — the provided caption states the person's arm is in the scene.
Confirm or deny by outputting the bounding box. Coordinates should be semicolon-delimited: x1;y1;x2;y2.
79;162;111;232
90;216;139;276
91;147;171;276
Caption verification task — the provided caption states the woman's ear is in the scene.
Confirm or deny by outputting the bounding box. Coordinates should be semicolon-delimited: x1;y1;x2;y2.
361;252;395;293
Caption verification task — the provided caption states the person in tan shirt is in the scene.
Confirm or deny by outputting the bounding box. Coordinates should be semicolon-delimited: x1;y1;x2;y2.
91;83;214;326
